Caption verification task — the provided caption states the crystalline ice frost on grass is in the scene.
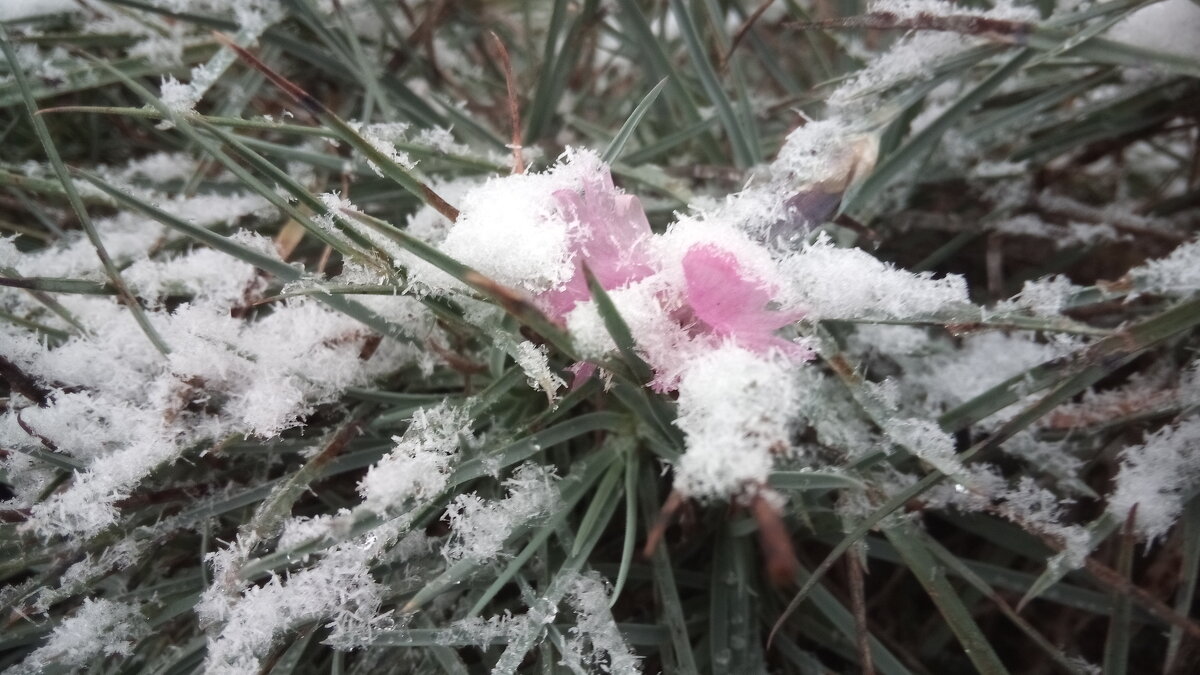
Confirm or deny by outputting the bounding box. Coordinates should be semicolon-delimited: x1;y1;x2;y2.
885;417;962;477
357;404;471;515
350;121;416;176
1130;236;1200;296
6;598;146;674
123;236;271;308
908;332;1070;409
781;236;969;320
201;532;394;675
441;463;560;562
672;345;798;500
514;341;566;402
1108;416;1200;543
560;572;642;675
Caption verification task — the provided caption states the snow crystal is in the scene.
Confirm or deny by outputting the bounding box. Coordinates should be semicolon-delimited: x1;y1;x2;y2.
441;463;560;562
673;345;798;500
10;598;145;673
910;332;1068;408
887;418;961;476
560;572;642;675
351;121;416;176
565;277;697;390
357;404;470;515
1000;275;1080;316
1130;237;1200;296
123;237;269;307
1108;0;1200;60
514;341;566;403
782;236;969;320
201;533;392;674
1108;416;1200;543
1003;477;1091;570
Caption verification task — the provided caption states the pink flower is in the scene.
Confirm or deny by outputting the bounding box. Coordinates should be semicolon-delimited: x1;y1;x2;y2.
537;169;655;319
681;244;809;359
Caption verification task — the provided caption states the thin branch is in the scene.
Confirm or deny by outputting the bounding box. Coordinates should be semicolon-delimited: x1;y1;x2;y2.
787;11;1033;42
489;31;525;174
847;547;876;675
720;0;776;72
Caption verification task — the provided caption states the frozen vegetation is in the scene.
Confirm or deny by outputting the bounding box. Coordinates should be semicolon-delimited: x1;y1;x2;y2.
1;0;1199;673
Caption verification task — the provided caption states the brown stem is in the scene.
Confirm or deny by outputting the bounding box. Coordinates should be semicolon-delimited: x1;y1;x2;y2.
0;355;51;407
847;548;876;675
720;0;776;72
751;490;800;587
787;11;1032;43
489;32;524;175
643;489;686;558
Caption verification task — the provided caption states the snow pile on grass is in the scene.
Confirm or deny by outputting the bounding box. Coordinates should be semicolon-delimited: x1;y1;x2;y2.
7;598;145;674
1109;416;1200;542
673;346;798;500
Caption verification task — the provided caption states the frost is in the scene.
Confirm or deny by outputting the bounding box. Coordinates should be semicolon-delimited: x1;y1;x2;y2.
515;341;566;403
351;121;416;176
357;404;471;515
1108;416;1200;543
886;418;961;477
992;214;1125;250
1000;275;1079;316
909;332;1070;408
201;531;394;674
782;237;969;320
673;345;798;500
123;237;270;307
1130;237;1200;296
1002;478;1091;570
441;463;560;562
1108;0;1200;60
159;76;196;115
828;1;1036;112
8;598;146;674
560;573;642;675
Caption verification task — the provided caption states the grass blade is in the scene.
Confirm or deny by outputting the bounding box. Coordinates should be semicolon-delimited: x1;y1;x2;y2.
602;77;668;164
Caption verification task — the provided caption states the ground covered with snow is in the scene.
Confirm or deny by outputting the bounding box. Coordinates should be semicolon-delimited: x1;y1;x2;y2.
2;1;1199;673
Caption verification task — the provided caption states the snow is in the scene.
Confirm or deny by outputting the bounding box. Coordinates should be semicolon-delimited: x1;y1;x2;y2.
357;404;470;515
909;332;1070;409
0;0;79;21
441;463;560;562
514;341;566;403
1108;0;1200;60
672;345;798;500
1131;237;1200;296
425;150;609;294
781;236;970;320
886;417;962;477
999;275;1080;316
9;598;145;673
0;156;430;539
561;572;642;674
201;528;396;674
1108;416;1200;542
351;121;416;176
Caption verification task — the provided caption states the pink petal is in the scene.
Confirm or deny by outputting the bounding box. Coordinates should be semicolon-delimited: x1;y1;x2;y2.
567;362;598;390
682;244;807;358
538;170;655;319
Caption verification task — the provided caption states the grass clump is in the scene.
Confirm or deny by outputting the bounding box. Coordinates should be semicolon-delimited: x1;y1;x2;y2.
2;1;1200;673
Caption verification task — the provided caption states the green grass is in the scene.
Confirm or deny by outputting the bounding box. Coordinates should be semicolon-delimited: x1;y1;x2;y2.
2;1;1199;674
